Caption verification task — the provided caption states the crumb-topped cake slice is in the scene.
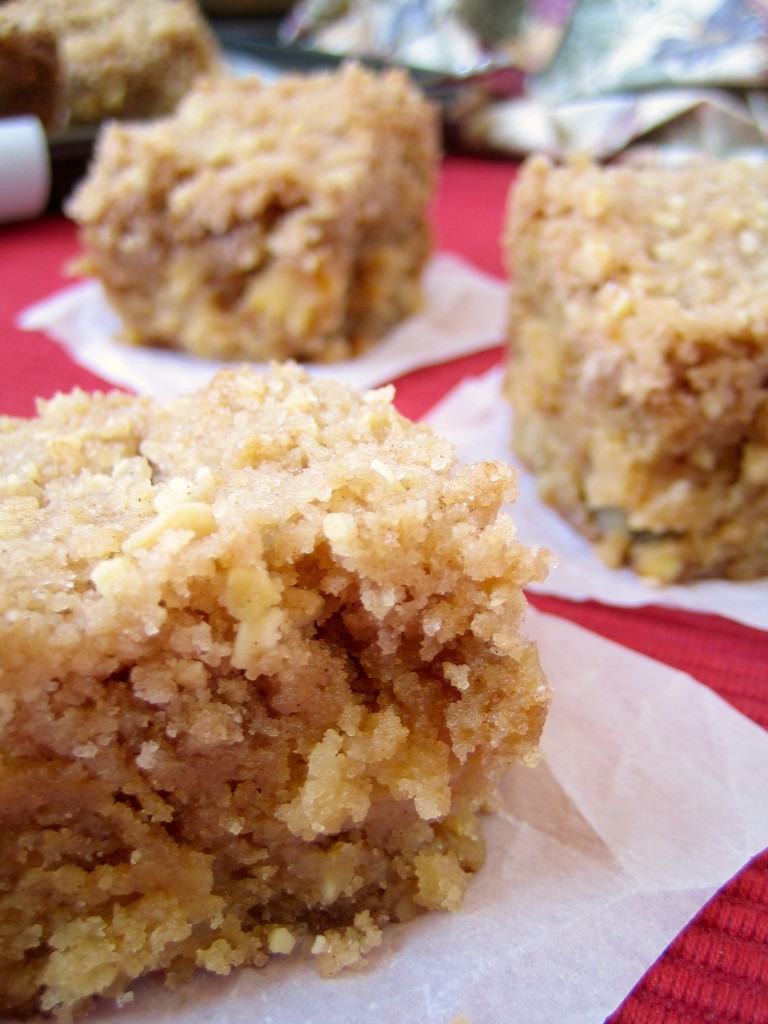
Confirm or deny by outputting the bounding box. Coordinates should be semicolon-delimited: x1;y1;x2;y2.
67;65;440;363
0;0;220;125
0;364;549;1019
0;9;63;130
504;154;768;583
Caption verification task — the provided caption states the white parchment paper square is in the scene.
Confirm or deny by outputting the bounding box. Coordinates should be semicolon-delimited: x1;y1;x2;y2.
426;369;768;632
13;609;764;1024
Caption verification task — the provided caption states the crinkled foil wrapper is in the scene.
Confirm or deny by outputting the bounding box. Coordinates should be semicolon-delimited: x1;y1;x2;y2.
281;0;768;159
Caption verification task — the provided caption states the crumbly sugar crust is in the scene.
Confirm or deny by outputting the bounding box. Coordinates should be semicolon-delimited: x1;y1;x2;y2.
0;0;219;125
67;65;440;362
0;364;549;1019
504;154;768;582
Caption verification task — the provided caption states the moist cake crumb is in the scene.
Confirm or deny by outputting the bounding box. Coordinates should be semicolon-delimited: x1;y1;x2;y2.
0;364;550;1019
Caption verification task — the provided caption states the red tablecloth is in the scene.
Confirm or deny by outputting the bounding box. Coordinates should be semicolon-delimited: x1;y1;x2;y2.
1;154;767;1023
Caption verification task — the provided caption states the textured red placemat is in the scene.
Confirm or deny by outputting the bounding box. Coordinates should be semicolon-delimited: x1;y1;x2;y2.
0;214;115;416
608;847;768;1024
524;597;768;1022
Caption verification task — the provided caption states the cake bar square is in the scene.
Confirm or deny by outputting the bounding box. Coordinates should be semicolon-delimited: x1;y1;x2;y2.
0;0;220;125
0;364;549;1018
0;10;63;130
504;154;768;583
67;65;440;362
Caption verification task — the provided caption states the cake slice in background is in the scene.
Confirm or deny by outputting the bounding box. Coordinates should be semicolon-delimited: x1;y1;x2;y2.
67;64;440;364
504;154;768;583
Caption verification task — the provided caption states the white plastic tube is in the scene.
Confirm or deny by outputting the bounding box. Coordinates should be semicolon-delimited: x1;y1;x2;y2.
0;116;51;223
